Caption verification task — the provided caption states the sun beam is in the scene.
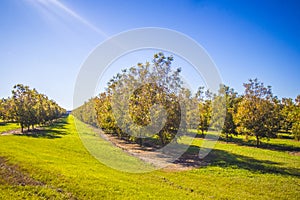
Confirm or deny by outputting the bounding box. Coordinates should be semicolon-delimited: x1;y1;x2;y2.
27;0;108;38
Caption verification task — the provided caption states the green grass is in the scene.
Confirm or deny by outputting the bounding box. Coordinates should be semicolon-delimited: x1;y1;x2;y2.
0;122;20;133
0;116;299;199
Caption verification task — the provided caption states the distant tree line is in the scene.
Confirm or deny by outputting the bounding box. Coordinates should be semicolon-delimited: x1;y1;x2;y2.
0;84;66;132
72;53;300;147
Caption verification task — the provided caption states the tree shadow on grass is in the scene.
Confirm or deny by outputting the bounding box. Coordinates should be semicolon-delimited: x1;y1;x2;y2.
175;145;300;177
219;136;300;152
0;121;15;125
44;118;69;129
15;129;67;139
185;130;299;152
0;122;17;126
15;118;69;139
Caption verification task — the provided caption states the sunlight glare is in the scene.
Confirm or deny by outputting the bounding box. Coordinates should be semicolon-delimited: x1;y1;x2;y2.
26;0;108;38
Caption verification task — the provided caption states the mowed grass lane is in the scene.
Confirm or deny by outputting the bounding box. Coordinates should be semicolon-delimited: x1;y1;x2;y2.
0;115;299;199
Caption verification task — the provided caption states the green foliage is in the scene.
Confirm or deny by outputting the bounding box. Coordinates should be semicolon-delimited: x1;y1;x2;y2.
280;98;295;132
91;53;184;145
94;93;117;133
1;84;66;133
220;85;239;141
195;87;212;136
0;99;3;120
0;98;14;122
72;98;97;127
72;52;299;148
235;79;281;146
291;97;300;141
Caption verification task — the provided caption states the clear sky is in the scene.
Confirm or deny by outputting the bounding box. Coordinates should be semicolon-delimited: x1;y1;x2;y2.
0;0;299;110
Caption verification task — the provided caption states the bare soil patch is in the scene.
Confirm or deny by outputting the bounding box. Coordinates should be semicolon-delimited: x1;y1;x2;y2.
0;157;43;186
1;128;22;135
289;151;300;156
1;127;44;136
90;126;206;171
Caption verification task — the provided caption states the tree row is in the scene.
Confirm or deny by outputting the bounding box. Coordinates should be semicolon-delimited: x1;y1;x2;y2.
72;53;300;147
0;84;66;132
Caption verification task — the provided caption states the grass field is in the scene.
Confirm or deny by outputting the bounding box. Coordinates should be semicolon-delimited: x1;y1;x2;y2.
0;121;20;133
0;115;299;199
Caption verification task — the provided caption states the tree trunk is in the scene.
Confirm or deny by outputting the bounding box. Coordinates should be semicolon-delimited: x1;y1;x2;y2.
159;131;165;145
139;138;143;146
226;133;228;143
256;135;260;147
21;125;24;133
116;129;121;139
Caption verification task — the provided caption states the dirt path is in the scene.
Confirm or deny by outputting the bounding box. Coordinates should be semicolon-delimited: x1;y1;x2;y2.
1;128;22;135
89;126;206;171
1;124;205;171
1;127;44;136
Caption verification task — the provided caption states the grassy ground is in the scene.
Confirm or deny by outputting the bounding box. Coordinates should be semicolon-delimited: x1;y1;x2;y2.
0;115;299;199
0;121;20;133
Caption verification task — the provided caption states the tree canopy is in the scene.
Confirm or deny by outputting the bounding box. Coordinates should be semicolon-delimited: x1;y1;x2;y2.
72;53;300;147
0;84;66;132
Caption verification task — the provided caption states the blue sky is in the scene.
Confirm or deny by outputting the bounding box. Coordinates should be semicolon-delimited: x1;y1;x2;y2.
0;0;299;110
